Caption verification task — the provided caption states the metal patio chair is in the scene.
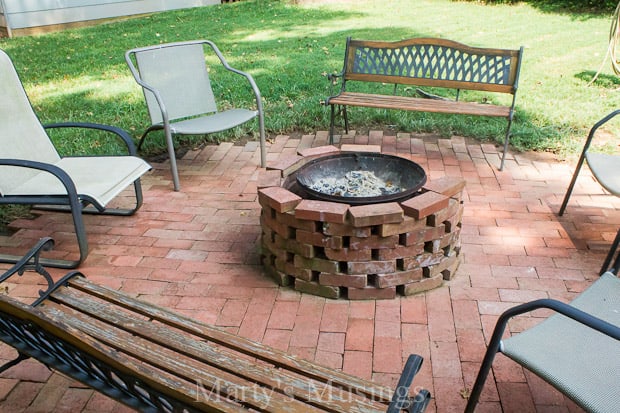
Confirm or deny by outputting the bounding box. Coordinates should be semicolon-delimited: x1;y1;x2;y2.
0;49;151;269
465;253;620;413
559;110;620;216
125;40;266;191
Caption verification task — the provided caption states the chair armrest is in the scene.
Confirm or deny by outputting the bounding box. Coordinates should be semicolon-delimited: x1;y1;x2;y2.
0;158;94;209
582;109;620;152
203;41;263;112
43;122;138;156
326;71;344;97
504;298;620;340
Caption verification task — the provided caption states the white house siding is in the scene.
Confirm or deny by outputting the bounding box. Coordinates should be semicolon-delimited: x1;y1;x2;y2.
0;0;221;37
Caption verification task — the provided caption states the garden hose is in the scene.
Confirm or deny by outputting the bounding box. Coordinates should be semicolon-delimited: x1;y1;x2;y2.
589;1;620;84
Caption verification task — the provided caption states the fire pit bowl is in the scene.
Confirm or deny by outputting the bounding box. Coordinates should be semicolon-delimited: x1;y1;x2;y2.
296;153;427;205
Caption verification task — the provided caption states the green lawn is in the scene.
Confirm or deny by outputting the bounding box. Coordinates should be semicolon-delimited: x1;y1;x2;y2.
1;0;619;158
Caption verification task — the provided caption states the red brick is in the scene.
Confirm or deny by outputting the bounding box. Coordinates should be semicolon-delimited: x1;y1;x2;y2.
348;202;404;227
260;208;295;239
293;255;339;273
257;169;282;189
347;260;396;275
427;198;462;227
348;286;397;300
340;144;382;153
295;229;343;249
319;272;368;288
401;191;450;220
423;252;460;278
324;247;372;261
323;222;371;237
379;215;427;236
297;145;340;158
423;176;466;198
257;187;301;213
403;252;444;270
294;200;350;223
400;228;427;246
276;210;317;231
294;279;340;299
266;154;304;177
345;318;375;351
274;234;315;258
349;234;398;250
375;243;425;260
375;268;423;288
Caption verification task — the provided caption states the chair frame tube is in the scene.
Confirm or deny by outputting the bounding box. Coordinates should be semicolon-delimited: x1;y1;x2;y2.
559;109;620;216
465;269;620;412
125;40;266;191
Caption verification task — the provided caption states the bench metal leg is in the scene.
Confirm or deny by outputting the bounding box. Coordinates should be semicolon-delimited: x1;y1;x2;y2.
329;104;336;144
499;117;513;171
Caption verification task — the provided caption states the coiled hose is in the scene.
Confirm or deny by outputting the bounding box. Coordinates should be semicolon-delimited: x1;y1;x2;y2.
589;1;620;84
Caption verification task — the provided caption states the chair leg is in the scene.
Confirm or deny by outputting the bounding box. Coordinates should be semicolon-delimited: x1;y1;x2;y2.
499;117;513;171
163;125;181;191
464;307;513;413
558;154;587;216
0;198;87;269
258;108;266;168
136;125;163;152
601;228;620;275
343;105;349;134
329;105;336;145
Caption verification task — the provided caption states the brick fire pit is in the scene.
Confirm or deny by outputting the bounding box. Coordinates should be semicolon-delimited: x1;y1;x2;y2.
257;145;465;300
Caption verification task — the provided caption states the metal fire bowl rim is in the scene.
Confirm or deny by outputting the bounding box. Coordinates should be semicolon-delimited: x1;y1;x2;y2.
295;152;427;205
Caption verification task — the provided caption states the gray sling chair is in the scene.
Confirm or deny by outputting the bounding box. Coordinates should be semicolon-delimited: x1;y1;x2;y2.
559;109;620;275
465;253;620;413
0;49;151;269
125;40;266;191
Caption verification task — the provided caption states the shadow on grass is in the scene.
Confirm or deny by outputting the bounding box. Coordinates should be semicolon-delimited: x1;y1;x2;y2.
518;0;615;18
576;70;620;88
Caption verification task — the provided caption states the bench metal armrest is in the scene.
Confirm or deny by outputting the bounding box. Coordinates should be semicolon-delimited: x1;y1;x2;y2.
43;122;138;156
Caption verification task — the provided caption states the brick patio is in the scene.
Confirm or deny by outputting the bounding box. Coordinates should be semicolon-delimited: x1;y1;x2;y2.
0;130;618;412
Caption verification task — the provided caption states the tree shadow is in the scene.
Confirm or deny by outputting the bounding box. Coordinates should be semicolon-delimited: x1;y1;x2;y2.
523;0;615;19
576;70;620;88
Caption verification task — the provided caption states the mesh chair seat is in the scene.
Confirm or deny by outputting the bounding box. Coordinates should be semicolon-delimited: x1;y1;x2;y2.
560;110;620;217
586;152;620;196
501;272;620;413
4;156;151;207
169;108;258;135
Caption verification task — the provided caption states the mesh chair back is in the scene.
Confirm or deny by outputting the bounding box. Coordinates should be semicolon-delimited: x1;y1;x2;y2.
134;43;218;125
0;49;61;194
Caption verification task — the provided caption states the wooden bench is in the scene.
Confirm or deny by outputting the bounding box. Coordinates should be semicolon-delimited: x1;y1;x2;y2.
0;238;430;413
325;37;524;170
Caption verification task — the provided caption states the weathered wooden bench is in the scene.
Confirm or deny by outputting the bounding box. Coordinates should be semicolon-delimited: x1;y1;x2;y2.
325;37;524;170
0;238;430;412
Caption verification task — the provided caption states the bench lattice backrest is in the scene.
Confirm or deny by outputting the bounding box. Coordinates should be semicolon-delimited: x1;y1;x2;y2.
344;38;522;94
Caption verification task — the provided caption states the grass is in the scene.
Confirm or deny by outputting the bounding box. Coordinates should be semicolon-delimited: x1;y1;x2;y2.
1;0;619;159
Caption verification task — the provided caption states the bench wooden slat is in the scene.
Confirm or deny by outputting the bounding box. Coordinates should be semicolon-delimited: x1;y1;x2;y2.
0;294;248;413
41;302;325;413
0;240;431;413
44;286;388;413
328;92;511;118
64;277;395;402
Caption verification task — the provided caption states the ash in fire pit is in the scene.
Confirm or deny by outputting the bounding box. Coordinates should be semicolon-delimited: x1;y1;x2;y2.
309;170;400;197
296;152;426;205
